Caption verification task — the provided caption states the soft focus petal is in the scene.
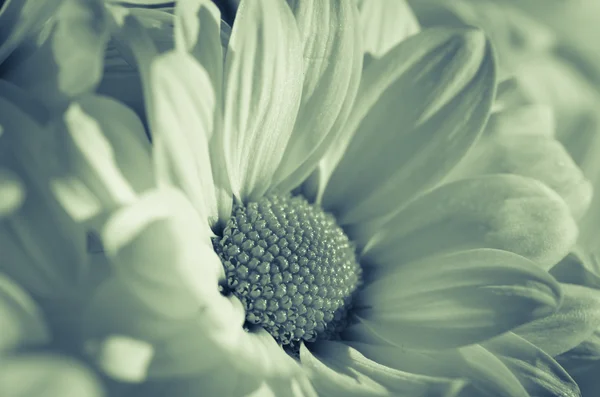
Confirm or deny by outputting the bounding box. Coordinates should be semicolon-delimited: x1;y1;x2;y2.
222;0;303;200
0;168;24;219
270;0;360;192
446;132;592;220
149;51;221;226
0;355;103;397
356;0;419;58
322;28;495;225
4;0;110;108
515;283;600;357
0;0;61;64
300;341;466;397
354;249;562;350
483;332;580;397
361;175;577;270
0;273;49;350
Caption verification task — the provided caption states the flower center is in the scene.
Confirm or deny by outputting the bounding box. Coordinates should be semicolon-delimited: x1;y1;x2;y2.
213;193;361;348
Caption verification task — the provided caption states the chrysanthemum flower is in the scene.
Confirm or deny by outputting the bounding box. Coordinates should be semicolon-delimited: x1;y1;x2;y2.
0;0;109;113
23;0;582;395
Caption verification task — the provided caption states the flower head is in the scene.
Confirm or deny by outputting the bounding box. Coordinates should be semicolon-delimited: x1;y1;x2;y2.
43;0;586;395
1;0;590;396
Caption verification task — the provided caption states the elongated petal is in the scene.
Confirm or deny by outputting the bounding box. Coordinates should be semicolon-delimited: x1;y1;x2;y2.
323;28;495;225
0;355;103;397
450;134;592;219
356;0;419;58
355;249;562;349
0;0;61;64
174;0;222;94
361;174;577;270
0;274;49;350
149;51;220;225
483;332;580;397
515;283;600;357
270;0;359;191
222;0;303;200
300;341;466;397
84;188;246;377
4;0;109;107
0;98;89;295
347;340;530;397
0;168;24;218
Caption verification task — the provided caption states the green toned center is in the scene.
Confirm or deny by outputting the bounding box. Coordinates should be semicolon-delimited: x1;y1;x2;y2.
213;194;361;347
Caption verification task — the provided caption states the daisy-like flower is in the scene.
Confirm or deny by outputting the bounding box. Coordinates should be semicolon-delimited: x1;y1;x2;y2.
43;0;586;395
0;0;110;114
2;0;588;396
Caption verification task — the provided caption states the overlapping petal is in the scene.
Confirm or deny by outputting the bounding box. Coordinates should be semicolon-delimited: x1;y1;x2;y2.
360;175;577;270
515;283;600;357
354;248;562;350
271;0;360;192
3;0;110;108
222;0;303;200
300;341;465;397
148;50;221;226
322;27;495;225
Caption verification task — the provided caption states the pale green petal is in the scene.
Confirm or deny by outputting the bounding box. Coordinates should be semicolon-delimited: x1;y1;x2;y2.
222;0;303;201
4;0;110;107
0;0;62;64
0;355;103;397
322;28;495;226
355;249;561;349
483;332;580;397
356;0;420;58
347;341;530;397
360;175;577;270
0;168;24;219
300;340;466;397
149;51;221;226
271;0;361;193
0;273;49;350
93;335;153;383
85;188;246;378
515;283;600;357
448;134;592;220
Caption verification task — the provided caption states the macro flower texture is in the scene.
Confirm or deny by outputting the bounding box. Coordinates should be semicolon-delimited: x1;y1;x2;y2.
0;0;597;396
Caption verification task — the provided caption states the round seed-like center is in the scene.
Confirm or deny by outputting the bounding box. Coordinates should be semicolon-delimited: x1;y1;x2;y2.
213;194;361;347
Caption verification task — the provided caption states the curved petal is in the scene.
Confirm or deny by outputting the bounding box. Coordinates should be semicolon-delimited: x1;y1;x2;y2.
4;0;110;108
270;0;360;190
148;51;221;226
0;0;62;64
0;355;103;397
83;188;246;377
0;168;25;219
354;249;562;350
300;340;466;397
0;273;49;350
360;174;577;271
356;0;419;58
345;341;530;397
322;27;496;225
515;283;600;357
222;0;303;201
483;332;580;397
448;134;592;220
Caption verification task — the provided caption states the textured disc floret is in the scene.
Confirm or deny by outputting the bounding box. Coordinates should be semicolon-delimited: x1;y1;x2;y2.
213;194;361;347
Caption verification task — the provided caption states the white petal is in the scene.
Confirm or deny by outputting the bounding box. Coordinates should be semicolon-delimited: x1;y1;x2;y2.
270;0;361;192
149;51;220;225
357;0;420;58
222;0;303;200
